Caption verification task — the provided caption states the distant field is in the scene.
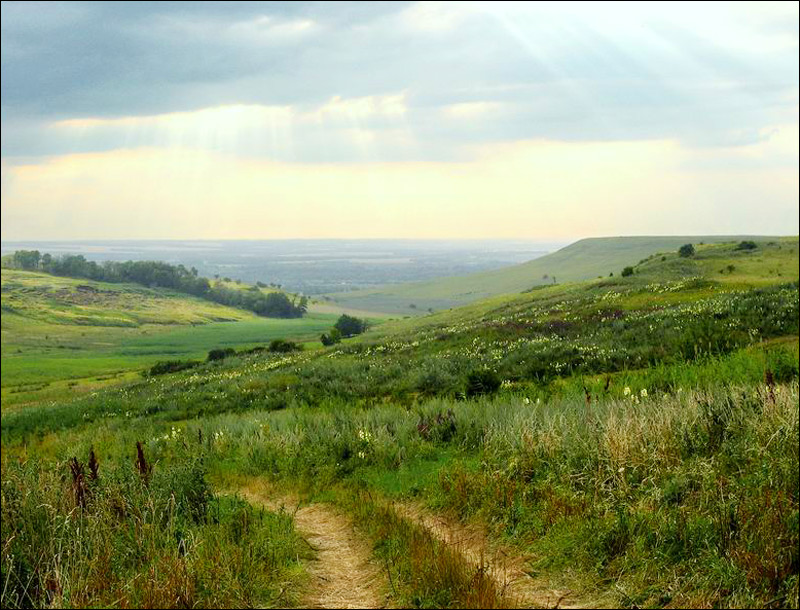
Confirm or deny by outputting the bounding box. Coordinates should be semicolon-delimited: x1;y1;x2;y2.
325;235;789;314
1;270;354;407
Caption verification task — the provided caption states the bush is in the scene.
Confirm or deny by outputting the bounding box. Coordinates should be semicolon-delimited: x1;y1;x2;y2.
207;347;236;362
334;314;368;337
147;360;200;376
269;339;301;353
736;240;758;251
321;328;342;346
621;266;634;277
465;369;501;397
678;244;695;257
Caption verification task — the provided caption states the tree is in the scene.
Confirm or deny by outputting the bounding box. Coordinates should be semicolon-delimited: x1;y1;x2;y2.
736;240;757;251
621;266;634;277
334;314;367;337
12;250;41;270
678;244;695;258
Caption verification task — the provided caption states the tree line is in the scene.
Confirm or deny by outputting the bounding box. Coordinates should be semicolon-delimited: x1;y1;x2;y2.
5;250;308;319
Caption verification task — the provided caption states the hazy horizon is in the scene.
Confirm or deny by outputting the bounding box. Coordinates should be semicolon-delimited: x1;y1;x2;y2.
2;1;798;241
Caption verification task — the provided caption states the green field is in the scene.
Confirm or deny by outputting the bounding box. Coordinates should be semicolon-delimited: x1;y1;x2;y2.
1;269;357;407
2;237;798;609
325;235;787;314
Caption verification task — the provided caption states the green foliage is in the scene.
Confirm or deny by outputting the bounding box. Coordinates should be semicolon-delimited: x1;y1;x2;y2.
621;266;634;277
4;250;306;319
334;314;368;337
736;240;758;251
147;360;200;377
465;369;501;397
207;348;236;362
679;243;696;258
268;339;301;353
321;327;342;346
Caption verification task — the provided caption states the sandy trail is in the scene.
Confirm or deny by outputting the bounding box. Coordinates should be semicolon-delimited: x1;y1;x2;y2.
239;485;386;609
392;502;586;609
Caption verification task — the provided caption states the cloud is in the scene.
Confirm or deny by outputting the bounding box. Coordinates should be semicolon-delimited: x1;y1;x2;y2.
2;1;798;164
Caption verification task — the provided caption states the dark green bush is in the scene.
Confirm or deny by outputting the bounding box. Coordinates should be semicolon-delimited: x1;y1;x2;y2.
268;339;301;353
207;348;236;362
146;360;200;376
334;314;368;337
465;369;501;397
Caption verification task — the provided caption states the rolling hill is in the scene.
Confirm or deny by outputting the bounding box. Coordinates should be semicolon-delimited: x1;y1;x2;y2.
0;269;342;408
324;235;783;314
3;238;797;609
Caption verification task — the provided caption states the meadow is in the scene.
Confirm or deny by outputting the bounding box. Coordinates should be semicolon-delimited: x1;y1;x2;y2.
1;237;798;609
1;268;366;408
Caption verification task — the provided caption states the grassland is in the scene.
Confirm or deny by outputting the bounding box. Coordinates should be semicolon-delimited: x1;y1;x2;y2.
325;235;788;314
2;237;798;609
1;269;351;408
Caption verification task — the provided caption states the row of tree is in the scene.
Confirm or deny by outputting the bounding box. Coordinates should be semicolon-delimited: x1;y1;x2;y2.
5;250;308;319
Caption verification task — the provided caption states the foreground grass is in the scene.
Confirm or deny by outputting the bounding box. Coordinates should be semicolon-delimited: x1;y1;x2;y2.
1;449;309;608
6;376;797;608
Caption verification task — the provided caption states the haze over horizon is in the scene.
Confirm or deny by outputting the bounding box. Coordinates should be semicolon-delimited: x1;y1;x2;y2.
2;1;798;241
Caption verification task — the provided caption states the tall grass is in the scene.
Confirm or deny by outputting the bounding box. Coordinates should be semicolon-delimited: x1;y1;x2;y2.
1;448;309;608
199;383;799;608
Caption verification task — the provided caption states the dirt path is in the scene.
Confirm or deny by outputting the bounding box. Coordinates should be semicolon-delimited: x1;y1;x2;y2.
238;484;387;609
392;502;587;609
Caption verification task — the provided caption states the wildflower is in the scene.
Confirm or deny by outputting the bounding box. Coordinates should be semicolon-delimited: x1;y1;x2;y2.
623;387;631;396
640;389;648;398
357;451;366;459
523;397;531;405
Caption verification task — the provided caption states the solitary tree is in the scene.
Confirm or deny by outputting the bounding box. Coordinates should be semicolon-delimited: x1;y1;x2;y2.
678;244;695;258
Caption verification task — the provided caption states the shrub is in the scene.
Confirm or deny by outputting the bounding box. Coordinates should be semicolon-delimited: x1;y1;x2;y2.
147;360;200;376
268;339;300;353
678;243;695;257
321;328;342;346
621;266;634;277
465;369;501;397
334;314;368;337
207;347;236;362
736;240;758;251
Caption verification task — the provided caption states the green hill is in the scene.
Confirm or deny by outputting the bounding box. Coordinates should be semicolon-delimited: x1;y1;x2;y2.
0;269;341;407
325;235;785;314
3;238;798;609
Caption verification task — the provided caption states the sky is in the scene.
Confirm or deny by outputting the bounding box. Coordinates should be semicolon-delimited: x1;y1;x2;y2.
1;1;798;241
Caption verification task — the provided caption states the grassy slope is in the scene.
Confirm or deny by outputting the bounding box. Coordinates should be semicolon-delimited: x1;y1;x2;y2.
0;270;341;407
325;235;785;314
363;236;799;342
2;239;798;609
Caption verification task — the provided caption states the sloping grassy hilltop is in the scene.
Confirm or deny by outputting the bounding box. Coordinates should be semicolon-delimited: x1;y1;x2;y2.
325;235;783;314
1;238;798;608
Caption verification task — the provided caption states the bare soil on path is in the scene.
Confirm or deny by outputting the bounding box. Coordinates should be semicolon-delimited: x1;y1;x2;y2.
237;480;599;609
239;484;387;609
392;502;592;609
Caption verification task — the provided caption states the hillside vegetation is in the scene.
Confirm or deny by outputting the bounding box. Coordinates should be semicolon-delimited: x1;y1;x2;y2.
2;238;798;609
1;269;341;408
326;235;785;314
